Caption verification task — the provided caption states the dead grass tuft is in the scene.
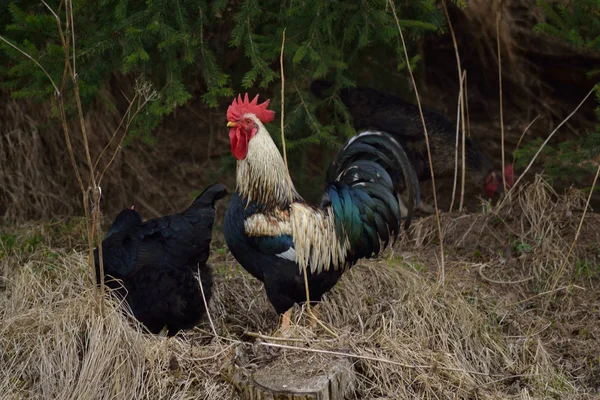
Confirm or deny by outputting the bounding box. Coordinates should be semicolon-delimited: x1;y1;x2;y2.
4;178;596;399
0;250;234;399
407;175;599;290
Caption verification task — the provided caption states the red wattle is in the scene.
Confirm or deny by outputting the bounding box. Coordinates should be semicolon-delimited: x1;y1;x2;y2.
230;127;249;160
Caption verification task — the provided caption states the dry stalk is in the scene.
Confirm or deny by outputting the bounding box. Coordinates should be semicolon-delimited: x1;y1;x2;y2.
8;2;157;312
442;0;467;212
497;11;507;193
387;0;445;284
279;28;334;337
0;35;60;96
258;341;532;379
509;284;585;307
543;162;600;313
197;264;221;348
449;71;465;212
279;28;288;172
459;73;467;211
97;80;158;185
478;263;532;285
512;115;542;166
498;86;596;206
464;71;471;138
93;92;138;172
53;1;104;308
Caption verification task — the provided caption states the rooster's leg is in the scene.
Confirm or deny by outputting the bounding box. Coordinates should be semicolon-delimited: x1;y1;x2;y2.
400;193;435;214
277;309;292;337
417;200;436;214
306;303;338;337
398;196;410;217
158;325;169;337
307;303;321;328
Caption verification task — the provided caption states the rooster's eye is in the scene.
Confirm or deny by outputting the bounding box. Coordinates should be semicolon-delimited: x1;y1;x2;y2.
244;118;252;125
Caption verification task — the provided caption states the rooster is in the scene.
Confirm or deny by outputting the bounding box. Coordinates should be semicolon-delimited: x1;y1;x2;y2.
311;80;514;210
223;94;419;331
94;183;227;336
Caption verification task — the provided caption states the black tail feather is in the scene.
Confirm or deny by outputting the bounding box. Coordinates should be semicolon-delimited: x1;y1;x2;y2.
327;130;419;229
191;183;228;207
324;131;420;263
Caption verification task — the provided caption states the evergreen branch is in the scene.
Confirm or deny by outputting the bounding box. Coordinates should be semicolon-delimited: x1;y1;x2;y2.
0;34;60;96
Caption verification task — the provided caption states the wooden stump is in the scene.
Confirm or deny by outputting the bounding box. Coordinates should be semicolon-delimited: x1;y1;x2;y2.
229;346;356;400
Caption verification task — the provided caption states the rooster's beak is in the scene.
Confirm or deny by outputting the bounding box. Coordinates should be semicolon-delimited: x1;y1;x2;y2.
227;121;238;128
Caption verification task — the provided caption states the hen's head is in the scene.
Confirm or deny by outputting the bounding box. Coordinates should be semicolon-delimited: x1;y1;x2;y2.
484;164;515;198
226;94;275;160
105;207;142;238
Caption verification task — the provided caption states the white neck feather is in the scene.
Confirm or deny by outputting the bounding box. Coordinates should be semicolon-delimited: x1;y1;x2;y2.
237;115;351;273
236;116;299;207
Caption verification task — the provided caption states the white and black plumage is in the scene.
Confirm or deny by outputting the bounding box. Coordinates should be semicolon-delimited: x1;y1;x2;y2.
223;94;419;325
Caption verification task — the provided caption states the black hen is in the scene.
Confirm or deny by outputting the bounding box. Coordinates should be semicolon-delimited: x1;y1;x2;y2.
94;183;227;336
311;80;509;200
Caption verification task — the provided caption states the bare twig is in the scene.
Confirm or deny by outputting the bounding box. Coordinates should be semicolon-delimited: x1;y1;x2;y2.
0;35;60;96
501;87;596;199
132;194;163;219
97;85;157;185
512;115;541;166
40;0;59;20
93;93;138;172
465;71;471;139
68;0;76;77
259;341;533;378
387;0;445;284
244;331;313;342
478;263;533;285
509;284;585;307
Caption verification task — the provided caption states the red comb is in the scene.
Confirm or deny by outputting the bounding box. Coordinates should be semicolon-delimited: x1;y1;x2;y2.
227;93;275;124
130;205;135;210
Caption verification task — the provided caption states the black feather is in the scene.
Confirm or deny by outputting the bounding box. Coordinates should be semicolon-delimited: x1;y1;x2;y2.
95;183;227;336
325;131;420;264
312;81;497;187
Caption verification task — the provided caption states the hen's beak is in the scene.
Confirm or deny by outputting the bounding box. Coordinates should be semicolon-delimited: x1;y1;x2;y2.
227;121;238;128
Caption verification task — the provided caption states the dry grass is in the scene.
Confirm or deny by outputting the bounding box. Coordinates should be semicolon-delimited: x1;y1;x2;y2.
0;98;77;220
2;178;598;399
408;175;598;291
0;249;234;399
0;89;235;223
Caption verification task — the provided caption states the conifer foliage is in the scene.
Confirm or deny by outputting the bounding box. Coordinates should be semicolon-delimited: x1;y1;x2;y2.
0;0;444;146
514;0;600;184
